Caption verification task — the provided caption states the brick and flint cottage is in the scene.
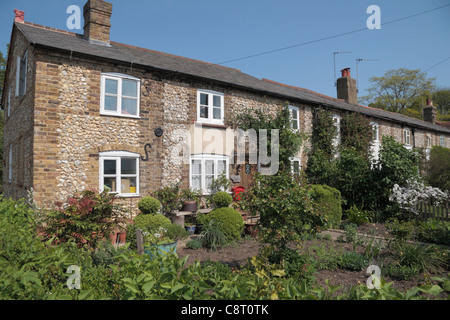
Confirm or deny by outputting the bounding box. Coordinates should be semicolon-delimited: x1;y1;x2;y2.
2;0;450;214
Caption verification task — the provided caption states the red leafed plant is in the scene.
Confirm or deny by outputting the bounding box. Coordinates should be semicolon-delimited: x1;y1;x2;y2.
43;190;127;251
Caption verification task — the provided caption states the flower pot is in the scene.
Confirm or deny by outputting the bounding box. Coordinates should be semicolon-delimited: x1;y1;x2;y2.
144;241;178;259
185;225;196;235
182;201;198;213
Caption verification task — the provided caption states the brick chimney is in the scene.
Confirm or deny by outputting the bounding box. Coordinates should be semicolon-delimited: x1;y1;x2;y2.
423;99;437;124
83;0;113;45
336;68;358;105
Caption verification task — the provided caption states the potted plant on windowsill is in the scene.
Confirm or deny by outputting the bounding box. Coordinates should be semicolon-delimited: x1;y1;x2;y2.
180;188;201;213
143;227;177;259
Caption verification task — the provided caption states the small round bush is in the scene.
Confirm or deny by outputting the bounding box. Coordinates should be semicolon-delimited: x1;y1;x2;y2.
212;191;233;208
338;252;368;271
307;184;342;228
186;239;203;250
134;213;172;234
202;207;244;242
138;196;161;215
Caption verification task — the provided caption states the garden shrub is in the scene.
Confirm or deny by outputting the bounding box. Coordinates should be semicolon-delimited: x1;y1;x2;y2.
185;239;203;250
165;223;190;241
43;190;126;251
415;219;450;245
307;184;342;228
282;248;317;285
200;221;227;250
385;264;420;281
202;207;244;242
425;146;450;192
344;205;372;225
137;196;161;215
133;214;172;234
212;191;233;208
338;252;368;271
389;242;446;273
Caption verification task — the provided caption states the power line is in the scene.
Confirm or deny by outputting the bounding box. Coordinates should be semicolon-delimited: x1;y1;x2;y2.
424;56;450;72
215;3;450;66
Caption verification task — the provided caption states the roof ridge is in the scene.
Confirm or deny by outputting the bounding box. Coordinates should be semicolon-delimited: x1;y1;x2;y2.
110;41;242;73
262;78;345;102
19;21;80;37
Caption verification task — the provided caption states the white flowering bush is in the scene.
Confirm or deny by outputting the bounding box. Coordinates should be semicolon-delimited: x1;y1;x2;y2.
389;178;449;215
143;227;174;245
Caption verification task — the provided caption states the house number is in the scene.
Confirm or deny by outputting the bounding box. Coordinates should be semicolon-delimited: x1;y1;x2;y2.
245;163;251;174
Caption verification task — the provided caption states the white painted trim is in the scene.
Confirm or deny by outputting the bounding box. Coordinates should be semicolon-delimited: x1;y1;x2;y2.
189;154;229;195
100;73;141;118
99;152;140;196
196;89;225;125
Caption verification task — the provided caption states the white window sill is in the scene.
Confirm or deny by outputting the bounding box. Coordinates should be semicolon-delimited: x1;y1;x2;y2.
100;112;140;119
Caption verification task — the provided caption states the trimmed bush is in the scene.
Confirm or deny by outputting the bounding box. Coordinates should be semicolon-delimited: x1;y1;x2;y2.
202;207;244;242
134;213;172;234
137;196;161;215
339;252;368;271
212;191;233;208
307;184;342;228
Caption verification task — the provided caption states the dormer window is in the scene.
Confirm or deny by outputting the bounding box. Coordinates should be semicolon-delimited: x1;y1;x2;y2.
100;73;140;117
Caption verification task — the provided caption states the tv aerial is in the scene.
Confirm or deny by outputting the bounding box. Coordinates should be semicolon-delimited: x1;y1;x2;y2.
356;58;380;93
333;51;352;87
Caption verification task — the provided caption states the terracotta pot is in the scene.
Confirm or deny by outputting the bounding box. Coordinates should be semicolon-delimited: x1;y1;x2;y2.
182;201;198;212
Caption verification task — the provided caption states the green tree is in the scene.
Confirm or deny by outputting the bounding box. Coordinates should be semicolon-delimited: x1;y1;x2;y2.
360;68;436;113
425;146;450;192
432;88;450;119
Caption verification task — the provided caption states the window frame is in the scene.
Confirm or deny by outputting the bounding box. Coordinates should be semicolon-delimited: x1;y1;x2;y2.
100;73;141;118
403;128;411;146
189;154;229;195
196;89;225;125
99;151;140;197
440;135;445;147
290;157;301;176
15;50;27;97
426;135;432;149
371;122;379;143
8;145;13;183
288;105;300;132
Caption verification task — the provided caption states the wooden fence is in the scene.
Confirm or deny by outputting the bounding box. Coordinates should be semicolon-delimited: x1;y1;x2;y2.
415;200;450;221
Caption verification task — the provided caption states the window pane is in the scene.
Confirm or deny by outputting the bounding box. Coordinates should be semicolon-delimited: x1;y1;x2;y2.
205;176;213;192
200;106;208;119
217;160;226;175
122;98;137;115
104;177;117;192
293;161;300;175
205;160;214;175
191;176;201;190
213;95;221;107
200;93;208;106
192;160;201;175
104;160;116;174
122;79;137;97
121;158;136;175
104;96;117;111
213;107;221;120
121;177;137;194
105;79;118;94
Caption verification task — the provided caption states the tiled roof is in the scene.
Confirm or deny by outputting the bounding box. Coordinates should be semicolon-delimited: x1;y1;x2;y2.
15;21;450;134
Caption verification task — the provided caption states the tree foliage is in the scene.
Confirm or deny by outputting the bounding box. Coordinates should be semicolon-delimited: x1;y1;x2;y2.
360;68;436;113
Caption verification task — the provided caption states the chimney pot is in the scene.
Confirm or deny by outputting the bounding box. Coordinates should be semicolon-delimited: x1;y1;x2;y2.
14;9;25;23
341;68;351;78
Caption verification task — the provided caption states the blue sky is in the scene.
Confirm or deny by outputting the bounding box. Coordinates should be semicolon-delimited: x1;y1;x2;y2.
1;0;449;101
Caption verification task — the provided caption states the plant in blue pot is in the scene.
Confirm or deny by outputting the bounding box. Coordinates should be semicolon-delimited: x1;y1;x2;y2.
143;227;177;259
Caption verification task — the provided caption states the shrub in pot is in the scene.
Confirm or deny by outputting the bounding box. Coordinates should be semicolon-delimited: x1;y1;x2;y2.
180;188;201;212
137;196;161;215
212;191;233;208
